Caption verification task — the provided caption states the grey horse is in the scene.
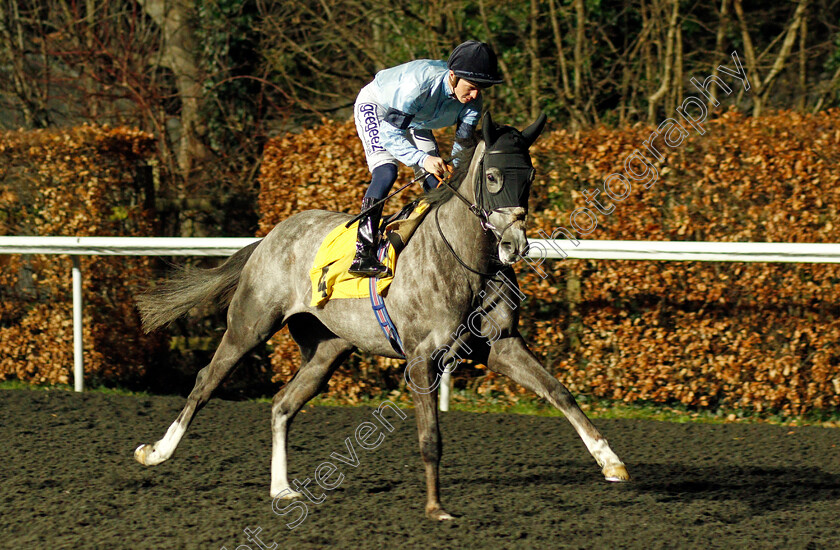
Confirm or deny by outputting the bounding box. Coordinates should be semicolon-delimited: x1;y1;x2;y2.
133;112;629;521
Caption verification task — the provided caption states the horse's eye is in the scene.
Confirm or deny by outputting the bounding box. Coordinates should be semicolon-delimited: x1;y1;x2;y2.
486;167;503;193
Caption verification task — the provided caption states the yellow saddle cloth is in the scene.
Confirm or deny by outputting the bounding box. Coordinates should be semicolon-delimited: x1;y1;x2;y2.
309;200;430;307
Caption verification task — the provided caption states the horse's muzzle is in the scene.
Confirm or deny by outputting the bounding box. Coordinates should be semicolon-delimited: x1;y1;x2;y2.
497;228;527;265
489;207;528;265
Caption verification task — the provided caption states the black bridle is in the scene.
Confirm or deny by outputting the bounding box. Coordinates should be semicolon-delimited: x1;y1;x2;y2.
433;141;536;278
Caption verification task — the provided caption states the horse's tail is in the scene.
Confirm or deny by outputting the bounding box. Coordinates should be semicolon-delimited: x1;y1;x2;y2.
135;240;261;333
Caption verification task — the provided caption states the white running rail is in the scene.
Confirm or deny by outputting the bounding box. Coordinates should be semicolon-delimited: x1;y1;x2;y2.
0;237;259;392
0;236;260;256
526;239;840;263
2;237;840;398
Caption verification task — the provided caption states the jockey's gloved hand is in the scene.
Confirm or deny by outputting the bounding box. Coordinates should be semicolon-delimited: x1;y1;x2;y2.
422;155;448;178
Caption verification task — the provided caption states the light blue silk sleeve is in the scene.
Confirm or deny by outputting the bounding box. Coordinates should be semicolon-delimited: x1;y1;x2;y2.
376;63;438;167
372;60;480;168
380;116;428;168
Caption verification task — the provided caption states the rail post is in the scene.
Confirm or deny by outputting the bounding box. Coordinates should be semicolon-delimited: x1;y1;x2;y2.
72;256;84;392
439;365;453;412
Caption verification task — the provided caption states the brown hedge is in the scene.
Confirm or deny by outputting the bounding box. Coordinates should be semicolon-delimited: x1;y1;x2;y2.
0;125;161;386
518;109;840;415
257;110;840;415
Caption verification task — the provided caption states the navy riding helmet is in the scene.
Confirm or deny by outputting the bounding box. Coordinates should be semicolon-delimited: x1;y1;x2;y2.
447;41;504;87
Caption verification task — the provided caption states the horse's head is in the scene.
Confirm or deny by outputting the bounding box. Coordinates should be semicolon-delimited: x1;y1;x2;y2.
474;111;547;265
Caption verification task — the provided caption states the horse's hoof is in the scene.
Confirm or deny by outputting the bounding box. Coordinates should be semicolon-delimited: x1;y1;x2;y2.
603;463;630;482
134;443;164;466
271;488;303;500
134;444;150;465
426;508;455;521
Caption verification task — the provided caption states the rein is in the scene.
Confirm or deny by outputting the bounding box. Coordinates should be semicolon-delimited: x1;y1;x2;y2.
435;154;495;232
437;171;486;221
434;205;503;278
432;157;506;279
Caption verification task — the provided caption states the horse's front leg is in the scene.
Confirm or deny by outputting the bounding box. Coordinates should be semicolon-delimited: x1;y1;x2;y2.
487;335;630;482
406;357;454;521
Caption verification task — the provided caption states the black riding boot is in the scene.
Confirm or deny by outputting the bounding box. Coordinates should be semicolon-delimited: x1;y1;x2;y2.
348;197;388;276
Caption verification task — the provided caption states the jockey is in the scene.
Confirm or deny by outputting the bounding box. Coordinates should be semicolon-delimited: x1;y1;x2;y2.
349;40;504;276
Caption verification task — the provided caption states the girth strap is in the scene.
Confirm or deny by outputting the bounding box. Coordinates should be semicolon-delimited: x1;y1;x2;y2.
369;240;406;358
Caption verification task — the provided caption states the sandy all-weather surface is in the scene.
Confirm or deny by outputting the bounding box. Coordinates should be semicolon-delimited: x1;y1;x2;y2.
2;388;839;549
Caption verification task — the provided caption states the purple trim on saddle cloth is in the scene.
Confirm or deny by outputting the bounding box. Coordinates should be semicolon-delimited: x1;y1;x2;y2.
369;240;406;358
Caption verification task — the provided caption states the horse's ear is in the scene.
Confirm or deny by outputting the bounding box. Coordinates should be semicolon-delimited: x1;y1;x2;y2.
522;112;548;147
482;112;500;146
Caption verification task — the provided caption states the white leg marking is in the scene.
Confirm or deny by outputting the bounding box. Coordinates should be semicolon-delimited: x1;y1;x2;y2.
270;414;302;499
589;437;630;481
134;420;187;466
573;424;630;482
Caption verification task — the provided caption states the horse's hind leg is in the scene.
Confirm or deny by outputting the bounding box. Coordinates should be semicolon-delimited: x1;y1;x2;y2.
134;293;281;466
270;315;354;498
487;335;630;482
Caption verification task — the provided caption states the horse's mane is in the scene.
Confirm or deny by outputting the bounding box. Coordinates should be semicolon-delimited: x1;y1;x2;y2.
422;143;479;208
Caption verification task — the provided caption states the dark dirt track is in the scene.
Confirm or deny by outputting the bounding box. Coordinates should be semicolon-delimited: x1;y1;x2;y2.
2;389;839;550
